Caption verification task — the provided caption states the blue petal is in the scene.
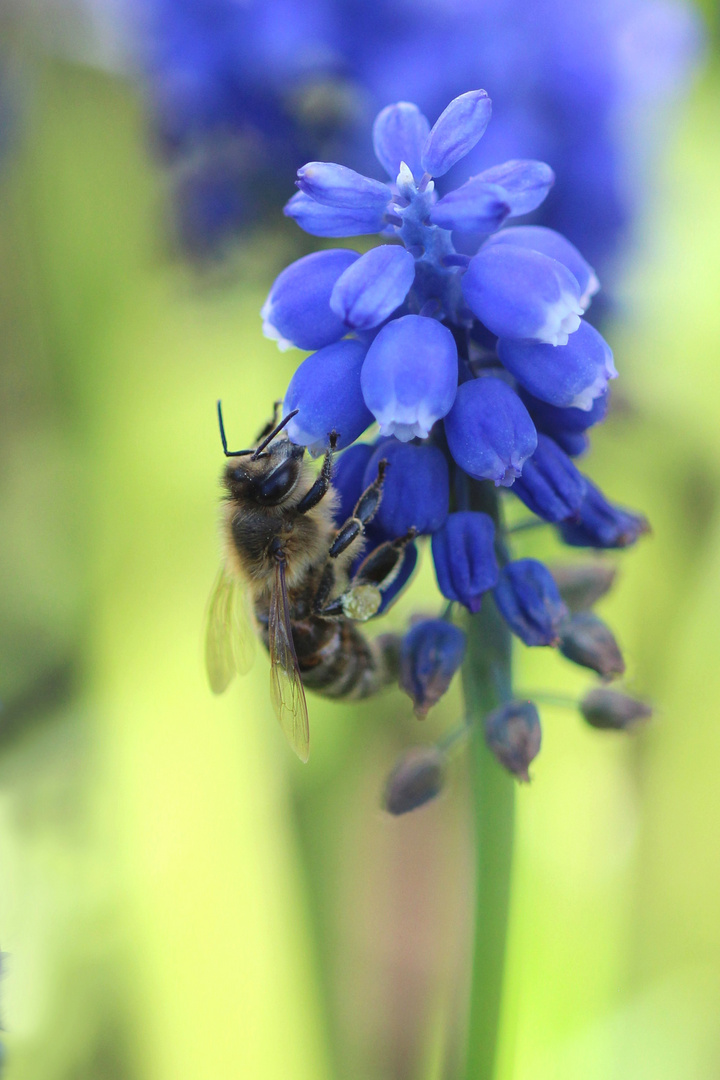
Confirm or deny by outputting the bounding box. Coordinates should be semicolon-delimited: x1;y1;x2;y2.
261;248;358;351
511;434;587;522
475;160;555;217
431;511;498;613
332;443;375;527
330;245;415;331
494;559;568;646
363;439;449;536
429;178;510;233
284;191;388;238
361;315;458;441
486;226;599;309
372;102;430;181
497;319;617;410
421;90;492;178
296;161;391;210
444;377;537;487
284;339;373;454
462;244;583;345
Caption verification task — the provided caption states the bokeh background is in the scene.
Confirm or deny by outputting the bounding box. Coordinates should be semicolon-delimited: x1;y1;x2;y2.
0;1;719;1077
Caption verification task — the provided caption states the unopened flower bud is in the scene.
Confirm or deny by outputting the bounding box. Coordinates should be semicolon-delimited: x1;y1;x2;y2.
474;160;555;217
580;687;652;731
399;619;467;717
431;511;498;612
550;562;618;612
494;559;567;646
384;747;445;815
484;700;542;782
372;102;430;181
296;161;391;211
421;89;492;178
559;612;625;679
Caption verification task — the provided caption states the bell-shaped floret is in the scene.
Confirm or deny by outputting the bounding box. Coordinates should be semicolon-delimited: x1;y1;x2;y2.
429;178;510;233
518;387;609;456
399;619;467;717
463;244;583;346
330;245;415;331
431;511;498;612
559;479;650;548
444;377;537;487
361;315;458;441
421;90;492;177
284;339;373;454
261;248;358;351
363;439;449;536
494;559;568;646
512;434;587;522
284;192;389;238
373;102;430;181
559;612;625;679
297;162;392;211
384;747;445;815
497;319;617;410
473;160;555;217
484;700;542;782
486;225;599;309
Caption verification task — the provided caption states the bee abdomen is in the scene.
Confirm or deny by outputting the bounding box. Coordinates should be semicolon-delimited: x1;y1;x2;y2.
297;620;400;701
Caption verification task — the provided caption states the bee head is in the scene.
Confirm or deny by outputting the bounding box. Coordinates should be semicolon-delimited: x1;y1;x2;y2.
224;440;306;507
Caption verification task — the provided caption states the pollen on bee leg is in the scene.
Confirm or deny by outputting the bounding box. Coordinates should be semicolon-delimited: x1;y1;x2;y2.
342;584;382;621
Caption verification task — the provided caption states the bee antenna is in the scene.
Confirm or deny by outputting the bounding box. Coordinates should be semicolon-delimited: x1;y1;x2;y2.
251;409;299;459
217;400;253;458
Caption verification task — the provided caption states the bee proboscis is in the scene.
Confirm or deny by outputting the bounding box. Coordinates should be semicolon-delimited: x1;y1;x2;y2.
205;403;415;761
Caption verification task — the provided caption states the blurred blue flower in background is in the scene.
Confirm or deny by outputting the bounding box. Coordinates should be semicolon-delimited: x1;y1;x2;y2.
126;0;702;270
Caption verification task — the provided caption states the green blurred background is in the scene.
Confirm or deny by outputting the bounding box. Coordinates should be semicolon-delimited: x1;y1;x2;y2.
1;41;720;1080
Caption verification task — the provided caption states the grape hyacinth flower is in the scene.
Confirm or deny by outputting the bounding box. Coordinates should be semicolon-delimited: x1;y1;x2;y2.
259;88;651;1077
263;87;649;773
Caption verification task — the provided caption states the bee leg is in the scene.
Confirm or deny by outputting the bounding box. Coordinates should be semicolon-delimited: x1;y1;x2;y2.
254;401;283;442
296;432;339;514
328;458;389;558
319;529;417;620
311;561;337;615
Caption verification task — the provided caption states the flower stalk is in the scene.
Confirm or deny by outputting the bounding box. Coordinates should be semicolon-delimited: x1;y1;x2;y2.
461;482;514;1080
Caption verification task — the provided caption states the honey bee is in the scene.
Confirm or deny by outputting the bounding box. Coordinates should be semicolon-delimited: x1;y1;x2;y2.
206;403;416;762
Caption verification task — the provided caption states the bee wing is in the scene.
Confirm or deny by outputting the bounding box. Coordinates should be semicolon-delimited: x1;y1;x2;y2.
205;564;256;693
268;557;310;763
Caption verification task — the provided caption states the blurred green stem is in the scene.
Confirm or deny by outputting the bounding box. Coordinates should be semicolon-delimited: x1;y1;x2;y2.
460;486;515;1080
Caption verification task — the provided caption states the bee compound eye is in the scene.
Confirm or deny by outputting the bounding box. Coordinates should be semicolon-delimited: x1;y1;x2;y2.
256;460;297;505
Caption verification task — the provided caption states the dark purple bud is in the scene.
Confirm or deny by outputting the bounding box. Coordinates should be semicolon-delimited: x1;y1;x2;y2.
559;480;650;549
559;612;625;679
494;559;568;646
580;688;652;731
384;747;445;815
485;700;542;782
550;562;618;612
399;619;467;717
431;511;499;612
512;434;587;522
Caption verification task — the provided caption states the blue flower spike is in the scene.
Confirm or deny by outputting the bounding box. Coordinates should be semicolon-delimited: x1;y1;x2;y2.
260;87;649;776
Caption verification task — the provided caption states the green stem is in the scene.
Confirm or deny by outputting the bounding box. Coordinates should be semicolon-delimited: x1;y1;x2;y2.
460;485;515;1080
